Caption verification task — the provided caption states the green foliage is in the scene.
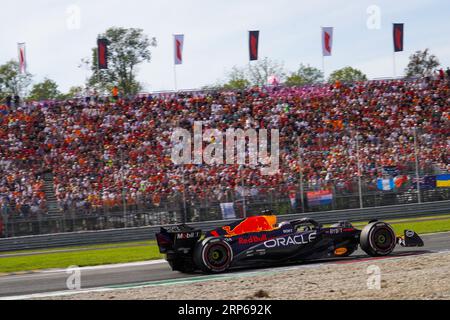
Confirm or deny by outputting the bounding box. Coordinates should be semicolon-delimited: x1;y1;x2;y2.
248;57;285;86
0;60;33;99
405;49;440;77
88;27;157;96
222;66;250;90
328;66;367;83
223;78;250;90
28;78;61;101
214;58;285;89
58;86;84;100
285;64;324;86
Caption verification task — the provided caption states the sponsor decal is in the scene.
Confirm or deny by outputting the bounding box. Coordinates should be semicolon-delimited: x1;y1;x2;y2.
405;230;415;238
264;232;317;248
238;234;268;245
282;229;294;234
334;247;348;256
222;216;278;237
245;249;266;257
329;228;342;234
176;231;201;240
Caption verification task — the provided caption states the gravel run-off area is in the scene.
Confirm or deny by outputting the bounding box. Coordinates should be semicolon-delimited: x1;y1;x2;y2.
43;251;450;300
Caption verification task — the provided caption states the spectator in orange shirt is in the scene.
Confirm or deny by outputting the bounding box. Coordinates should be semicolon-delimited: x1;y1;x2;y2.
112;86;119;101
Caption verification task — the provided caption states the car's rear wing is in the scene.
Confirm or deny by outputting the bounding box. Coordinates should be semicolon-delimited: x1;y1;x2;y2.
155;224;202;254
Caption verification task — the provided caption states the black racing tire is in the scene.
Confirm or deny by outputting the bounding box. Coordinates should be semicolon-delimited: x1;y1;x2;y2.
360;221;396;257
193;237;233;273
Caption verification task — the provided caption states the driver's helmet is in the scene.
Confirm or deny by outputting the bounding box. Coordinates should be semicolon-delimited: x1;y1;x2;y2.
261;209;274;215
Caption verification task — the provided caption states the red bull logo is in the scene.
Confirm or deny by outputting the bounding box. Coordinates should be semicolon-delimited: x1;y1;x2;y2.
238;234;268;245
222;216;278;237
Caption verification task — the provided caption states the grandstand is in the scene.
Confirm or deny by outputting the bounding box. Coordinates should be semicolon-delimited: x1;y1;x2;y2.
0;76;449;237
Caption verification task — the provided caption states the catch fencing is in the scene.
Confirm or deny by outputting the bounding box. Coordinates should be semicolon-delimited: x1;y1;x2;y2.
1;176;449;239
0;199;449;252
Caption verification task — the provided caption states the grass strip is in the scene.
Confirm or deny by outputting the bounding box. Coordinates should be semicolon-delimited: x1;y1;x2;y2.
0;215;449;274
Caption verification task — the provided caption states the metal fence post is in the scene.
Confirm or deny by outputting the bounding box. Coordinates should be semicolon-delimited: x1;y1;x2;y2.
413;127;422;204
297;138;305;213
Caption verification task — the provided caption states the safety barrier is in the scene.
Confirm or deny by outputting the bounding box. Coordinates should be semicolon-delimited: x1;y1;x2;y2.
0;200;449;252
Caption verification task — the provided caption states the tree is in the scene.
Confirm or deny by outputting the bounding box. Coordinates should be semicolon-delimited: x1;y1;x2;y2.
58;86;84;100
328;66;367;83
405;49;440;78
247;57;285;86
28;78;61;101
285;64;324;86
88;27;157;96
222;66;250;90
0;60;33;99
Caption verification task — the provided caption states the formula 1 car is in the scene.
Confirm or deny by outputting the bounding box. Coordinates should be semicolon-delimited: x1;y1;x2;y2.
156;214;424;273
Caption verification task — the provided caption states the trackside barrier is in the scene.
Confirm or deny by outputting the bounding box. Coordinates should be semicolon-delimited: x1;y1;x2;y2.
0;200;449;252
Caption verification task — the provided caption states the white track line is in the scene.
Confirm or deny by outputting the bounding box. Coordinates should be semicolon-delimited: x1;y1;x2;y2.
2;232;450;299
40;259;167;274
5;250;449;300
1;262;329;300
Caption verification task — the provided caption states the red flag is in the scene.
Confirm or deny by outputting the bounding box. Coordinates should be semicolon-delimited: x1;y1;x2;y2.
249;31;259;61
322;27;333;56
18;43;27;74
174;34;184;65
97;38;108;69
393;23;404;52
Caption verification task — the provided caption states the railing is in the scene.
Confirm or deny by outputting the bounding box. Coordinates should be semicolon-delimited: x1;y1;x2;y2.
1;177;449;239
0;199;449;252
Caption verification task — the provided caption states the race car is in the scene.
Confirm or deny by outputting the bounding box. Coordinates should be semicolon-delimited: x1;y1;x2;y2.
155;213;424;273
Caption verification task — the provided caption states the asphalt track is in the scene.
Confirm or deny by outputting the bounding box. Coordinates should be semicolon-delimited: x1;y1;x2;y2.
0;231;449;299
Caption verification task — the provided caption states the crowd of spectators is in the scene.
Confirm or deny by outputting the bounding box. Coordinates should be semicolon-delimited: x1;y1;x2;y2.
0;76;449;216
0;105;47;216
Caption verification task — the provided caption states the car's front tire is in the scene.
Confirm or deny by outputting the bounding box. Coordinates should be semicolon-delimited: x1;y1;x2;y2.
193;237;233;273
360;221;396;256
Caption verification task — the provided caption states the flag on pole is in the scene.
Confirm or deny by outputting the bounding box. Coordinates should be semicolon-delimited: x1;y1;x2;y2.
249;31;259;61
97;38;108;69
18;43;27;74
393;23;404;52
321;27;333;56
174;34;184;65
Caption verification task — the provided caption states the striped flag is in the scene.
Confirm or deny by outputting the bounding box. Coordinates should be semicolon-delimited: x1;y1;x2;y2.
322;27;333;56
174;34;184;65
18;43;27;74
436;174;450;188
307;190;333;206
377;178;394;191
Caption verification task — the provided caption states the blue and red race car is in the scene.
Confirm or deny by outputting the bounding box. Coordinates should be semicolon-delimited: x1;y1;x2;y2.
156;213;424;273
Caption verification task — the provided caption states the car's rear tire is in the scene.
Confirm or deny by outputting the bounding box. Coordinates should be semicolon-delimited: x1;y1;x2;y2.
360;221;396;256
193;237;233;273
